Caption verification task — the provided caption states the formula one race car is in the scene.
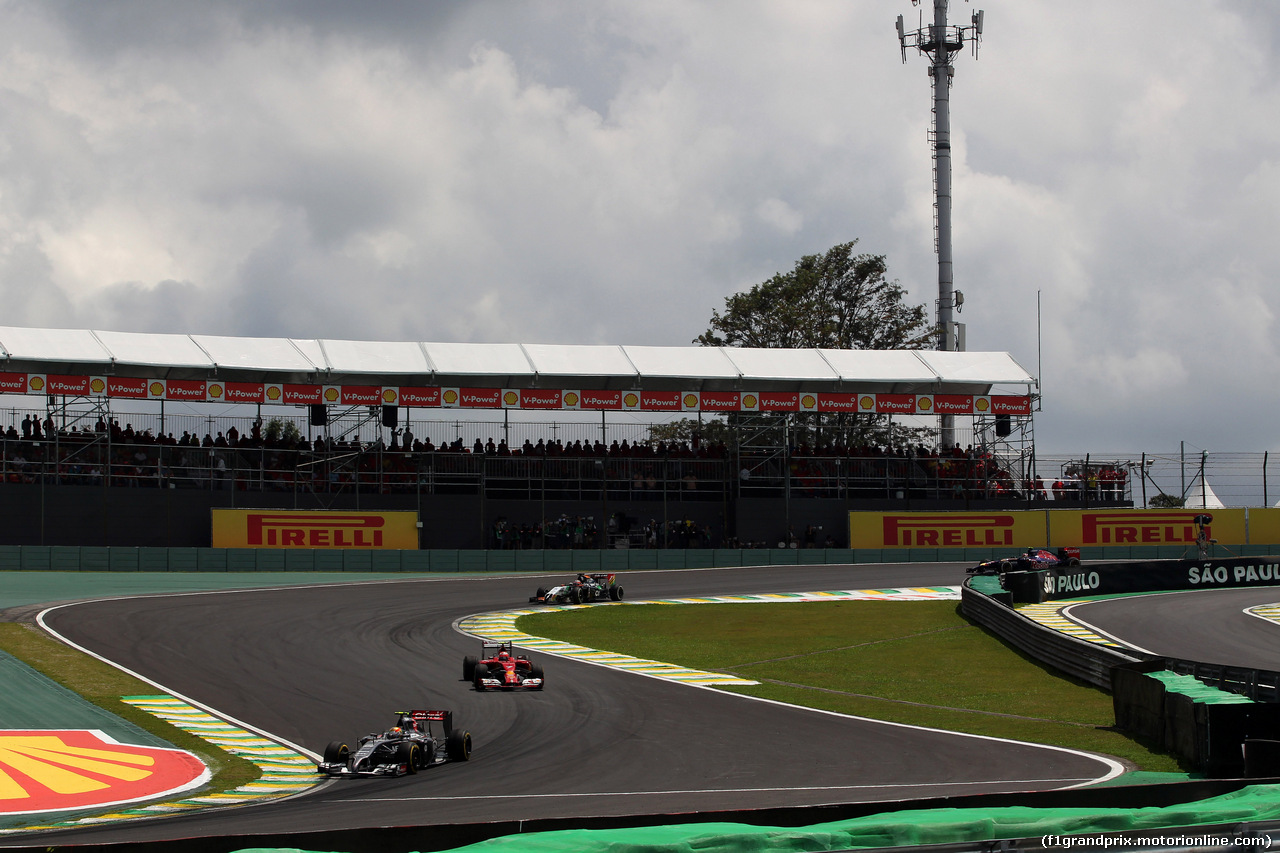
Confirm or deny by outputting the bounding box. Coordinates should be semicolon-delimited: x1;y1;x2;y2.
463;641;544;691
529;572;624;605
967;546;1081;575
316;710;472;777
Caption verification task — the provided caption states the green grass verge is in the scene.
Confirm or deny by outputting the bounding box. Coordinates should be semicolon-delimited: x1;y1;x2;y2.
0;622;261;793
515;600;1185;774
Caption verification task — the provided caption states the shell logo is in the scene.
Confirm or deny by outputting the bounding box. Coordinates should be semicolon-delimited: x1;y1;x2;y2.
323;387;340;403
149;382;165;398
503;391;519;406
442;389;459;405
90;378;106;394
918;397;932;411
564;392;579;407
975;397;990;413
859;395;875;411
266;386;282;401
623;392;639;408
683;393;698;408
0;730;207;815
208;383;223;399
382;389;396;403
743;394;758;408
28;377;44;392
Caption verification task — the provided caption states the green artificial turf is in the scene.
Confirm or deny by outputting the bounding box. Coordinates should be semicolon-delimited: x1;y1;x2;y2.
516;600;1185;774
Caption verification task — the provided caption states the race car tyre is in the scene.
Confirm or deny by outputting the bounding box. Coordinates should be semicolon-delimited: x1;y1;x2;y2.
322;741;350;765
611;585;624;601
463;655;478;681
447;729;472;762
397;741;422;774
1067;558;1081;566
570;587;581;605
531;664;544;688
535;586;545;600
474;663;489;691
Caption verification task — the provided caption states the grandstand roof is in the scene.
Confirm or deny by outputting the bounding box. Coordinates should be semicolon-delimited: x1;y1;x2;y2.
0;325;1034;395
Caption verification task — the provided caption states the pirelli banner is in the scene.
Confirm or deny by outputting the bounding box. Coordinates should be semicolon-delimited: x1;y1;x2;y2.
213;509;419;549
850;508;1280;550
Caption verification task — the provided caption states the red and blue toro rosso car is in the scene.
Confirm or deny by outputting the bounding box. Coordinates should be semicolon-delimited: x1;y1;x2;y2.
967;546;1081;576
317;710;472;777
463;641;544;691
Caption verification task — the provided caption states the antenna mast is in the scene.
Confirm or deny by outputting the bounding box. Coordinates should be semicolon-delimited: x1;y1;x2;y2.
897;0;983;450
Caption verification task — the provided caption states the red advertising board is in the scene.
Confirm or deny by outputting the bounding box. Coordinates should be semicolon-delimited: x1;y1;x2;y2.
519;389;562;409
875;394;917;414
758;392;800;411
699;391;740;411
0;373;26;393
222;382;265;403
933;394;974;415
817;393;860;412
991;395;1032;415
46;375;89;395
580;389;622;410
641;391;681;411
282;384;322;404
165;380;207;401
400;387;441;407
341;385;382;405
108;377;148;398
459;388;501;408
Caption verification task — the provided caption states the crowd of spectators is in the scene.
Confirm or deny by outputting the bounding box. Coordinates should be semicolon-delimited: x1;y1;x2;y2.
0;411;1128;504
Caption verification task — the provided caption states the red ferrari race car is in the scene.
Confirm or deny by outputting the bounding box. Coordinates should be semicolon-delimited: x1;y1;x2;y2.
967;546;1081;575
463;641;544;691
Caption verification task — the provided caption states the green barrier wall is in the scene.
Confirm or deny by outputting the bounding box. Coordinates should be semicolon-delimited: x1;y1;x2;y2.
0;544;1256;572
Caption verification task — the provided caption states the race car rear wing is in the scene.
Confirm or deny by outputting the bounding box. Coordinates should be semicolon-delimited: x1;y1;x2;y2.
401;709;453;737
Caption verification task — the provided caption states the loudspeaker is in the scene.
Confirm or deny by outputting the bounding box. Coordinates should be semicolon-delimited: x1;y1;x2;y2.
382;405;398;428
995;414;1011;437
309;404;327;426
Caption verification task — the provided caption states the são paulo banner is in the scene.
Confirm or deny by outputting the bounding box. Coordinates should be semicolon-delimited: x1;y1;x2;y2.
212;510;419;549
0;373;1029;415
850;508;1280;549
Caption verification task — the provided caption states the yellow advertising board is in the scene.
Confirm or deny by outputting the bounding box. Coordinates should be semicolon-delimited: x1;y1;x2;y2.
849;511;1048;549
212;509;419;549
1047;508;1247;548
1247;508;1280;545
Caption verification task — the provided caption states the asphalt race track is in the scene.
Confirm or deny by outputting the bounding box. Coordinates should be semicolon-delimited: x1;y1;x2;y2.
1067;585;1280;670
24;563;1121;846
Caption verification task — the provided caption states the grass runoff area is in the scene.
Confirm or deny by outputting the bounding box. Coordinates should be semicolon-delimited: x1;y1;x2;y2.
0;622;261;792
517;600;1184;774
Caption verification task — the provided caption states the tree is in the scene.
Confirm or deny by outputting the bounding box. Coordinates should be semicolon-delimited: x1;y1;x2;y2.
695;240;933;350
264;416;304;446
694;240;934;452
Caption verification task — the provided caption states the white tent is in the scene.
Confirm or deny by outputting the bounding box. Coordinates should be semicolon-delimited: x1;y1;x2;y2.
1184;471;1226;509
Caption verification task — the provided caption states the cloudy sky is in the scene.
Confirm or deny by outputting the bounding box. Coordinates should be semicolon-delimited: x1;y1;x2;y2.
0;0;1276;456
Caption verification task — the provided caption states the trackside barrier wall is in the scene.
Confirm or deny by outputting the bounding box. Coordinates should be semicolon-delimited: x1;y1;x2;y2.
963;556;1280;774
1112;661;1280;776
958;581;1140;690
0;544;1275;572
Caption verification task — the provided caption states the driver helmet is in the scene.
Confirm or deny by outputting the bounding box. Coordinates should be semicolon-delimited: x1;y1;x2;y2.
388;726;403;738
497;650;511;660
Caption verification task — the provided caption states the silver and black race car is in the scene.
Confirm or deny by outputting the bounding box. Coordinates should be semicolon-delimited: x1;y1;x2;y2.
530;572;624;605
317;710;472;777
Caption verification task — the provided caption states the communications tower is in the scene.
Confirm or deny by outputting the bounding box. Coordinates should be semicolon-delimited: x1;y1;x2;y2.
897;0;983;450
